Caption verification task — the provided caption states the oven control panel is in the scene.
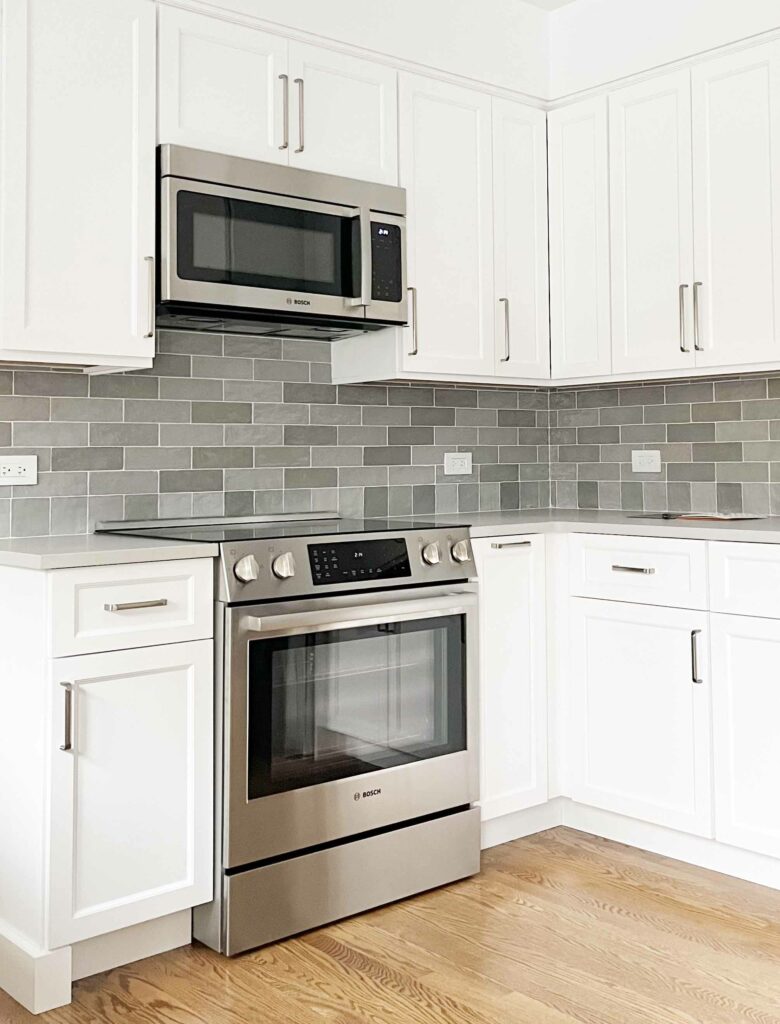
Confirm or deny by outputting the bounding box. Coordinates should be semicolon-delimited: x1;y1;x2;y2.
308;538;411;586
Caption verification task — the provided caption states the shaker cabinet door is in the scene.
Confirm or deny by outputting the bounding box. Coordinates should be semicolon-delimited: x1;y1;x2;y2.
48;640;213;947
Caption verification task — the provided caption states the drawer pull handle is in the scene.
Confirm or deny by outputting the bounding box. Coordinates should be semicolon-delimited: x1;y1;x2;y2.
60;682;74;752
611;564;655;575
691;629;703;685
104;598;169;612
492;541;532;550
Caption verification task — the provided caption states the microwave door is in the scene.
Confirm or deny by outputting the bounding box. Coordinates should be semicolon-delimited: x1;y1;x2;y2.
160;177;366;320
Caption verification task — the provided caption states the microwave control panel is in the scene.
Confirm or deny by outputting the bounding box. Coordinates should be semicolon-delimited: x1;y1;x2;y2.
308;538;411;585
371;222;403;303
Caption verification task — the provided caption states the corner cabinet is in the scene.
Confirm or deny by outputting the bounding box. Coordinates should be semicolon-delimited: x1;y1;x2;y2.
0;0;156;369
472;535;547;820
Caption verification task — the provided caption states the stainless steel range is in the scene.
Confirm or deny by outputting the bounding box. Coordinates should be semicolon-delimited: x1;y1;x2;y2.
99;514;480;955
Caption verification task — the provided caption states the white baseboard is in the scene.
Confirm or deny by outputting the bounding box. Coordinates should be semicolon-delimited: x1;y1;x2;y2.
481;798;565;849
71;910;192;982
0;924;71;1015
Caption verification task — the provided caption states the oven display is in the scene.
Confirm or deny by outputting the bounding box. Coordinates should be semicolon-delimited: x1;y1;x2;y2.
308;538;411;585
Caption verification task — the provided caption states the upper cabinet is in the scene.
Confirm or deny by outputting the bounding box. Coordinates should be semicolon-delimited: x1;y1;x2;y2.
0;0;156;369
158;7;398;185
548;97;611;379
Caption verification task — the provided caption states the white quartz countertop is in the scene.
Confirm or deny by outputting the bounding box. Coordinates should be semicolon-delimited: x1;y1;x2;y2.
0;533;220;570
424;509;780;544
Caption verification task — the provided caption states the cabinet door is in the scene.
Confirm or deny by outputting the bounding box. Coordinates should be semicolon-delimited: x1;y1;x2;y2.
692;44;780;369
492;100;549;380
288;43;397;185
472;536;547;819
568;599;712;836
399;74;495;377
711;614;780;858
0;0;155;366
158;6;287;162
609;71;695;375
548;98;612;379
48;640;213;947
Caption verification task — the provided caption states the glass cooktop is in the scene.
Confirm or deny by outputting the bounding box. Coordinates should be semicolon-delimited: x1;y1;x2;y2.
99;517;445;544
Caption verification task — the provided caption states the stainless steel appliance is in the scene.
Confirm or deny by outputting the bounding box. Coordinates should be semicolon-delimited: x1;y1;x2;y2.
98;515;480;955
157;146;407;339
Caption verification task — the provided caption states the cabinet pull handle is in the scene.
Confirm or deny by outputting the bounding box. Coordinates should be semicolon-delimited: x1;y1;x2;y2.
279;74;289;150
611;564;655;575
679;283;689;352
491;540;531;550
144;256;155;339
294;78;304;153
407;286;418;356
499;297;510;362
60;682;74;752
104;598;169;612
691;629;703;684
693;281;703;351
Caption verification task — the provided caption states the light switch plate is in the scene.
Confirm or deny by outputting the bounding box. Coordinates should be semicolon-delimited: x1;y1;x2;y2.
444;452;472;476
0;455;38;486
631;450;661;473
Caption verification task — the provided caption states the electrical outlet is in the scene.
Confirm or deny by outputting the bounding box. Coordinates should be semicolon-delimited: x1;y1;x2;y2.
631;450;661;474
0;455;38;486
444;452;473;476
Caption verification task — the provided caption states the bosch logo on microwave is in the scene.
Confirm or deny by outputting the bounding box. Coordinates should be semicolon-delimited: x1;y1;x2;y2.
353;788;382;801
286;297;311;306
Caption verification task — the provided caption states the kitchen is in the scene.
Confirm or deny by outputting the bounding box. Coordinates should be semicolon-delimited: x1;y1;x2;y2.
2;0;780;1020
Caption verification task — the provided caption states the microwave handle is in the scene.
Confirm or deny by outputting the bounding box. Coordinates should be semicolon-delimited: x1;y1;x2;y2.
346;207;372;309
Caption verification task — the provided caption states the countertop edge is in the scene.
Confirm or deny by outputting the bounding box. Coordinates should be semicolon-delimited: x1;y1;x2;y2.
0;540;220;571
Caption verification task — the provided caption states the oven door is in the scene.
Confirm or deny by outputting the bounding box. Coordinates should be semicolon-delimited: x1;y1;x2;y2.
160;176;369;319
223;586;478;867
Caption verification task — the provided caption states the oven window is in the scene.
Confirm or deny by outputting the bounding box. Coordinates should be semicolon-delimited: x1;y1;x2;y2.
176;190;360;297
246;615;466;799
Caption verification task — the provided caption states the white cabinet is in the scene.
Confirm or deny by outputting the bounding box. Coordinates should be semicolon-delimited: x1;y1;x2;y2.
568;599;712;837
548;98;612;379
48;639;213;947
491;100;549;380
609;71;695;375
692;43;780;369
158;8;397;185
472;536;547;819
0;0;156;369
399;74;495;378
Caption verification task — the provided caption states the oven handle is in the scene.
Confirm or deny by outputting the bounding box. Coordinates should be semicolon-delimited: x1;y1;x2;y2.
238;592;477;640
345;206;372;309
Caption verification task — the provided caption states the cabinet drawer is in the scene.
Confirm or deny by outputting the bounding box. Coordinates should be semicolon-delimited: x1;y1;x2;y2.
710;542;780;618
51;559;213;656
568;534;707;609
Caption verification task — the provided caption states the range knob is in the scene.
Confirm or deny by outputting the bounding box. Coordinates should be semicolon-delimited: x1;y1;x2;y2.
233;553;260;583
451;539;472;564
422;542;441;566
271;551;296;580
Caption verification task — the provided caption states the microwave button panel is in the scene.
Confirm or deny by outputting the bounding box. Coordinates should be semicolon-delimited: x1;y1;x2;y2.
371;222;403;303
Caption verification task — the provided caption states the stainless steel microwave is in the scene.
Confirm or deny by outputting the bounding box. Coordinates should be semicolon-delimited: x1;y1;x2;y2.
156;145;407;339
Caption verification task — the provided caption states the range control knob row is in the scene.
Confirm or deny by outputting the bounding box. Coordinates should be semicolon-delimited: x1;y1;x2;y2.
271;551;296;580
451;539;472;564
233;553;260;583
421;542;441;566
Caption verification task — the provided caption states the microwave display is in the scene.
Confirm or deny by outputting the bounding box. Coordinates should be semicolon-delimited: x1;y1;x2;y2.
371;222;403;303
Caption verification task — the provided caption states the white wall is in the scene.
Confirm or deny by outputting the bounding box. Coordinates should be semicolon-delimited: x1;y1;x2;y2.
191;0;550;98
550;0;780;98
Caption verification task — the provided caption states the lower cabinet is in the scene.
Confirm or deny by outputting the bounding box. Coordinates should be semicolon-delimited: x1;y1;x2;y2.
47;639;213;947
711;613;780;859
568;598;712;837
473;535;547;820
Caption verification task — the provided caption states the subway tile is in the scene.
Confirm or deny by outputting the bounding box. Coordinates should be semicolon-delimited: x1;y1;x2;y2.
644;404;691;424
389;487;413;516
223;336;281;358
282;339;330;362
556;408;599;428
717;483;743;514
618;385;665;406
123;494;159;521
388;386;433;406
89;423;158;447
362;406;409;426
717;420;768;441
667;462;716;482
0;371;12;395
577;426;620;444
577;463;620;481
192;356;252;380
0;424;10;447
253;401;308;424
480;464;519;483
692;442;743;462
13;422;87;447
11;498;49;537
691;482;717;513
52;397;121;422
388;427;434;446
310;404;361;425
160;424;223;446
0;396;50;420
478;390;518;409
254;447;310;467
159;470;223;493
224;424;283;446
578;388;619;408
282;425;337;447
284;468;338;489
691;401;741;422
717;378;768;401
557;444;601;463
665;381;713;404
496;409;536;427
498;446;541;464
52;447;122;471
193;447;253;469
411;407;455;427
338;384;388;405
338;426;387;446
225;491;254;516
364;446;411;466
434;389;478;408
160;376;223;401
621;482;644;511
89;471;158;495
364;487;389;517
412;485;435;514
50;496;88;535
158;330;223;356
192;401;251;423
254;490;284;514
743;399;780;420
225;381;283;403
435;427;479;446
311;363;331;385
667;482;692;513
387;466;433;485
716;462;769;482
340;467;389;487
620;424;667;444
14;370;88;397
667;423;715;442
283;382;336;405
577;481;599;509
125;399;190;423
139;353;191;378
125;447;191;470
253;359;309;382
312;447;363;467
479;427;521;445
600;405;643;426
225;468;283;491
12;471;87;498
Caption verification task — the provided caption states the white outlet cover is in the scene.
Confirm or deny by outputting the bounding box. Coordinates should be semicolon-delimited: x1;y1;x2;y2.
0;454;38;486
631;449;662;474
444;452;473;476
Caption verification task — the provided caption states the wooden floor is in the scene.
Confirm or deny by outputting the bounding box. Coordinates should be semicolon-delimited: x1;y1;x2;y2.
5;827;780;1024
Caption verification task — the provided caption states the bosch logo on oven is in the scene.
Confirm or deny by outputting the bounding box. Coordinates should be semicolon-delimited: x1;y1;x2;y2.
286;297;311;306
353;788;382;801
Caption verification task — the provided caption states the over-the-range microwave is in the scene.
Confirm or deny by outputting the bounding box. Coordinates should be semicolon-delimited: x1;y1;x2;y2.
156;145;407;339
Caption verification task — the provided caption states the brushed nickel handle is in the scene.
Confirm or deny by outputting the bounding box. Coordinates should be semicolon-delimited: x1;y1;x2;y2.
679;283;689;352
279;74;289;150
693;281;703;351
612;564;656;575
294;78;304;153
691;629;703;684
60;682;74;752
499;297;510;362
144;256;155;339
407;286;418;356
104;598;169;612
491;541;531;550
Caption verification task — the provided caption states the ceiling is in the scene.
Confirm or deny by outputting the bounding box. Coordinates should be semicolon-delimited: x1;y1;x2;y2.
521;0;578;9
